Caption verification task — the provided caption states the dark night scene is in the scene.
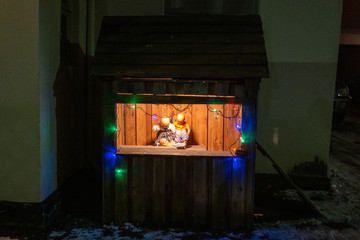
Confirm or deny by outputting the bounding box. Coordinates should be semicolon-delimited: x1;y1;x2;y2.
0;0;359;239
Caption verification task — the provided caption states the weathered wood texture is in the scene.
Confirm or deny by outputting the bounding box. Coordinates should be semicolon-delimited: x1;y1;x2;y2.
93;15;269;79
107;80;248;100
113;155;247;230
116;103;242;151
102;104;116;223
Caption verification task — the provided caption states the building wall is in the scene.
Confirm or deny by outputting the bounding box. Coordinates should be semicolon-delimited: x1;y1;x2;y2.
256;0;343;175
0;0;60;203
0;1;41;202
39;0;61;201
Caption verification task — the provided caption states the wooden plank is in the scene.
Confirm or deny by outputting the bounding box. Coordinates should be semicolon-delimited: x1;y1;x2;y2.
103;94;243;105
214;83;230;96
207;104;224;151
211;157;226;229
98;33;264;44
144;156;153;223
230;157;246;230
131;156;146;223
94;53;268;65
117;145;233;157
171;157;187;226
165;156;173;226
193;158;208;227
224;104;242;153
151;104;161;144
145;104;153;145
102;104;116;223
101;15;262;25
153;82;167;94
101;24;263;34
124;104;136;145
92;64;269;79
241;102;256;230
116;104;123;147
185;158;194;227
152;156;166;225
136;104;147;146
211;157;230;229
160;104;174;119
114;155;128;224
96;43;266;54
190;104;207;147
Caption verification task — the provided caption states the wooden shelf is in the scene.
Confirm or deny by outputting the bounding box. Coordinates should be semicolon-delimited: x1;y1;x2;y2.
117;145;233;157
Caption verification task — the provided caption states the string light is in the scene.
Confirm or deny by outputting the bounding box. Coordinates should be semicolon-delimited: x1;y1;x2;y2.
236;124;241;130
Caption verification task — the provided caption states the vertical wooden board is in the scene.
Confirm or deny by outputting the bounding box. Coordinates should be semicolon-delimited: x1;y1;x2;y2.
224;104;241;152
136;104;147;146
146;104;152;145
211;157;229;229
124;104;136;145
230;157;246;229
131;156;146;223
115;155;128;224
116;104;123;147
214;83;229;96
152;156;166;225
102;104;116;223
144;157;153;223
171;157;187;226
160;104;173;118
207;104;224;151
190;104;207;146
185;158;194;227
193;158;208;228
165;156;173;225
242;102;257;229
166;82;176;94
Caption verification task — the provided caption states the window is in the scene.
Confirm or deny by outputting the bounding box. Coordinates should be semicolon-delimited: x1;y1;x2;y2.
116;103;243;157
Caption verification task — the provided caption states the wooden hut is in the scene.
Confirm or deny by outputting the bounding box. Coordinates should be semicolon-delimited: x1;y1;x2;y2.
92;15;269;230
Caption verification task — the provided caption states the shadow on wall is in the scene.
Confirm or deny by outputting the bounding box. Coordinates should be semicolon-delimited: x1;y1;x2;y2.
53;37;87;187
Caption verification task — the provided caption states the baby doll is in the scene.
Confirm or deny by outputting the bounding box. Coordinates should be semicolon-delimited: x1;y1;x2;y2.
173;113;190;147
153;117;175;146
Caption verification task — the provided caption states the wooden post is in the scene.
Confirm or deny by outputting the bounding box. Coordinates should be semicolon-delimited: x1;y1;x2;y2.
102;102;116;223
241;98;257;230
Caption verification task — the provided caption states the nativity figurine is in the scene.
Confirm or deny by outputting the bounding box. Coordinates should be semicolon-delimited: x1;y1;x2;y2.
152;117;175;146
172;113;190;148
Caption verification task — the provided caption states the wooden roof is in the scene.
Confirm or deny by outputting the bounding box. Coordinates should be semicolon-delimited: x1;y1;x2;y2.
93;15;269;80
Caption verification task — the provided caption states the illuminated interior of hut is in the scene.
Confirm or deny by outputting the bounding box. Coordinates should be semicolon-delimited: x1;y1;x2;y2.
115;99;244;157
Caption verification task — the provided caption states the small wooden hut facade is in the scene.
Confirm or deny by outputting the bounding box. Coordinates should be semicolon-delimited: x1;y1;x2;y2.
93;15;269;230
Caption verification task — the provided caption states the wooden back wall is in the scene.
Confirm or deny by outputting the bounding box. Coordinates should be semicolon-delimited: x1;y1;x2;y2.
116;104;242;151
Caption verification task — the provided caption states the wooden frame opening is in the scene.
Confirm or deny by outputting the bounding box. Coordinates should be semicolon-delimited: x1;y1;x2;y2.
116;103;242;157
